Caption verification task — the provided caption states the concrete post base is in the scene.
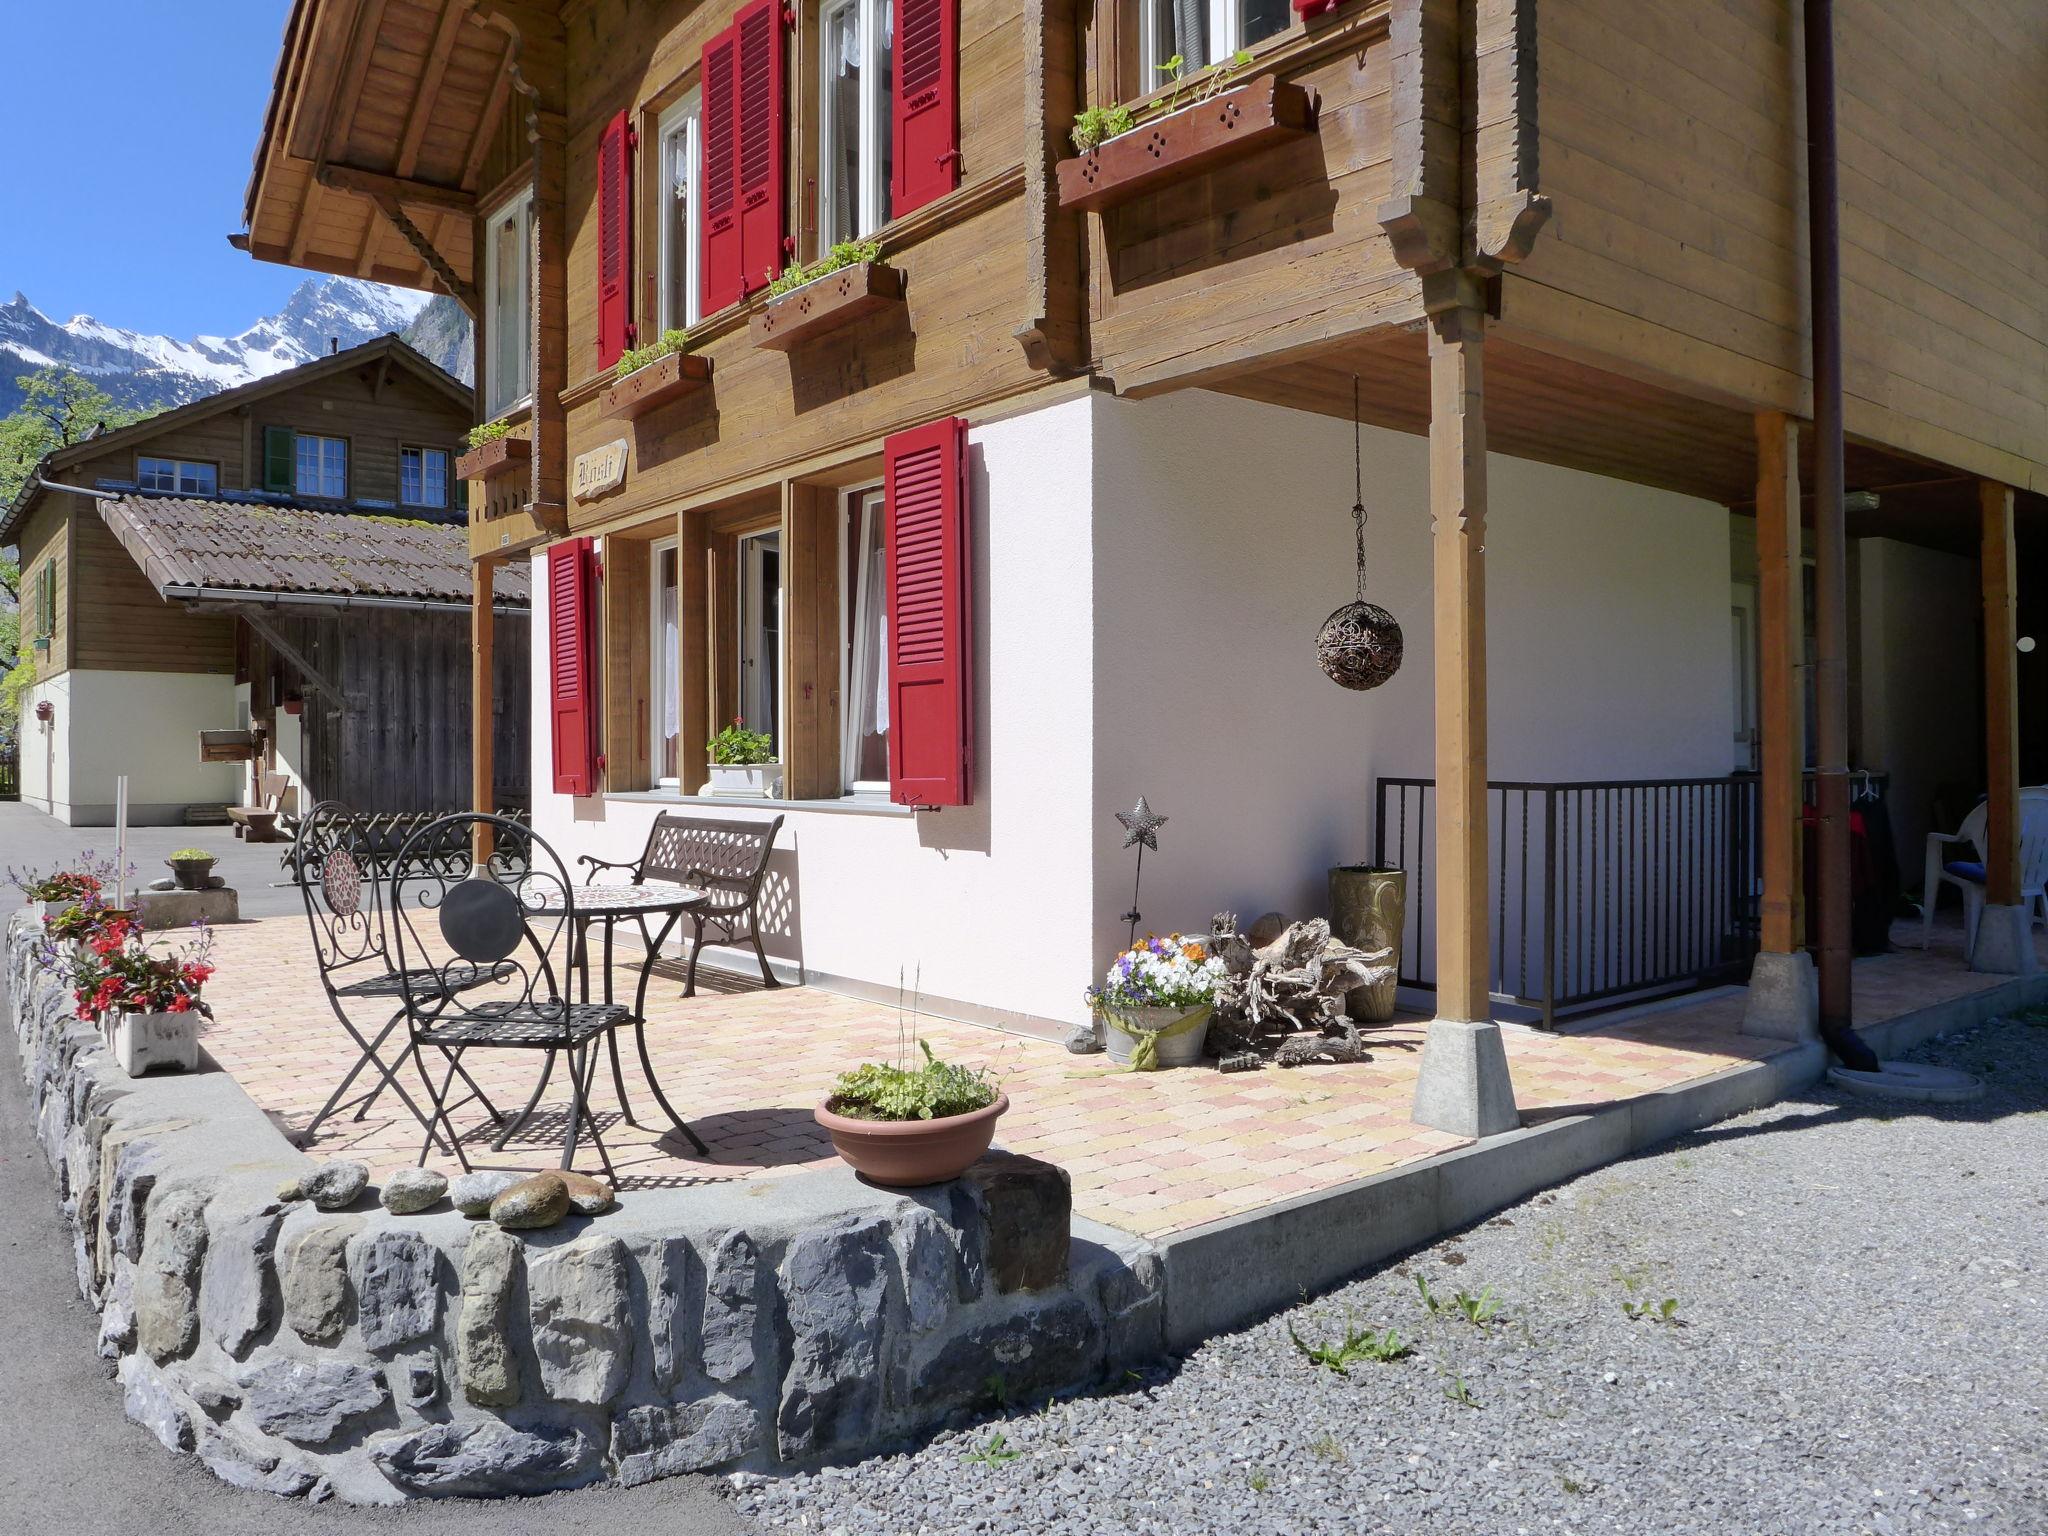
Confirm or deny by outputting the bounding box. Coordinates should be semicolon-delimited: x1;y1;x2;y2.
1970;903;2038;975
1741;949;1820;1041
1411;1019;1520;1138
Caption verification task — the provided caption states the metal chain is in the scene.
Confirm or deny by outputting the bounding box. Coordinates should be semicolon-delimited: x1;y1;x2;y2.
1352;374;1369;601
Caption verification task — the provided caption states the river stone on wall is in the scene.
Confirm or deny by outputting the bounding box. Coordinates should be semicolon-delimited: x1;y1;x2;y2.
3;913;1162;1502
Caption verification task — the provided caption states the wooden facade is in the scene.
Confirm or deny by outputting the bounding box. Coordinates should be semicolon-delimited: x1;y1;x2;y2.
1;337;526;817
240;0;2048;1045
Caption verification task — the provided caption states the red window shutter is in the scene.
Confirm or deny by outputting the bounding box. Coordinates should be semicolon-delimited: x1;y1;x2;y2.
700;26;743;314
548;537;600;796
596;109;634;371
892;0;960;216
883;418;972;808
734;0;787;296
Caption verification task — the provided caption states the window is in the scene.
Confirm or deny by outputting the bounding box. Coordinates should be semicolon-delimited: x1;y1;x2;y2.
1141;0;1288;80
295;434;348;500
820;0;894;244
33;559;55;648
137;457;218;496
400;446;451;509
484;188;535;417
737;527;782;756
658;92;703;332
651;537;683;785
842;488;890;791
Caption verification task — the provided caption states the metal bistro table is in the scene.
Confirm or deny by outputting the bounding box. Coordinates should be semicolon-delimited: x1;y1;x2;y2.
504;882;711;1154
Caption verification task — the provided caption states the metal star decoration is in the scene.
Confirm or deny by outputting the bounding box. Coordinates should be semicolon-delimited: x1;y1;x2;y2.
1117;797;1167;851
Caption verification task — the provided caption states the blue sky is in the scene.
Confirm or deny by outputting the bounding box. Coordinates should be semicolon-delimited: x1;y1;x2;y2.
1;1;305;339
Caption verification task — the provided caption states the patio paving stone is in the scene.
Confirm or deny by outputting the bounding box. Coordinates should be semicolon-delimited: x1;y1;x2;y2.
188;915;2032;1241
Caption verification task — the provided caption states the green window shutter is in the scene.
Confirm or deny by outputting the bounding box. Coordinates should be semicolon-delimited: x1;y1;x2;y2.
263;426;295;493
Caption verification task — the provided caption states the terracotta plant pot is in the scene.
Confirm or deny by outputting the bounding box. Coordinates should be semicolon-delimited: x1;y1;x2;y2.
814;1092;1009;1187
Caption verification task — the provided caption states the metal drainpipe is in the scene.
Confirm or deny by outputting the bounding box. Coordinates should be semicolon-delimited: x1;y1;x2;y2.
1805;0;1879;1070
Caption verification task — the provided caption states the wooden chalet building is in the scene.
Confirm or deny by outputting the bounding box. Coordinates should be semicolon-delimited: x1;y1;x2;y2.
3;336;530;825
239;0;2048;1112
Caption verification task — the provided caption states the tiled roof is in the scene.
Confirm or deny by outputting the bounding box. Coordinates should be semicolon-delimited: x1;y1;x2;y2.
97;494;528;608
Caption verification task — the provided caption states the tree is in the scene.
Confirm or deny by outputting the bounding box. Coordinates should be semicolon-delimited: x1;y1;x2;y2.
0;368;150;717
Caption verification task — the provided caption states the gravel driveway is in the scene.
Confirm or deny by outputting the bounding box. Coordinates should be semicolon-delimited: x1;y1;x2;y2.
739;1019;2048;1535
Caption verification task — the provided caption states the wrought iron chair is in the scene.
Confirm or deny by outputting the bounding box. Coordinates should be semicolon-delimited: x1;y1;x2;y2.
390;812;631;1176
577;812;786;994
290;800;503;1150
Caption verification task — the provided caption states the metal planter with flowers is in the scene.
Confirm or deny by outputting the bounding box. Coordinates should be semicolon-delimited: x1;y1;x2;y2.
1088;932;1227;1070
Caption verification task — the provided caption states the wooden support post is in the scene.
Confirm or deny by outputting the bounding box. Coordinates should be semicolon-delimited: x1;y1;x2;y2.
1755;412;1804;954
1982;480;2021;909
1741;412;1819;1039
1411;291;1518;1138
472;555;497;861
1428;300;1491;1025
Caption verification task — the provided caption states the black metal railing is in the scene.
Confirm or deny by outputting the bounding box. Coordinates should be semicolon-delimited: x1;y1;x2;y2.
1374;776;1763;1027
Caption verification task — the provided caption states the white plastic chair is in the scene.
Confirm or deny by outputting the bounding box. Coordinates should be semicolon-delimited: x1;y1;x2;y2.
1921;788;2048;956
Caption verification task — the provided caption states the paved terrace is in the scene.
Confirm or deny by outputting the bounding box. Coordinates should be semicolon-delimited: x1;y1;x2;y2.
197;914;2025;1242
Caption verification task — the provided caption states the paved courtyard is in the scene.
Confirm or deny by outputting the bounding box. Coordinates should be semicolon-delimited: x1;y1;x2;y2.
195;909;2027;1241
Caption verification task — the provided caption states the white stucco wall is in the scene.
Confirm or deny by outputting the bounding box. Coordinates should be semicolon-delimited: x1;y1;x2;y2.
531;388;1736;1029
17;669;240;825
528;396;1100;1030
1087;389;1736;976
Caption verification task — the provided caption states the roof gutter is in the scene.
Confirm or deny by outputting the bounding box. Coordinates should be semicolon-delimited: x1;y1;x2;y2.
162;583;527;617
38;477;115;499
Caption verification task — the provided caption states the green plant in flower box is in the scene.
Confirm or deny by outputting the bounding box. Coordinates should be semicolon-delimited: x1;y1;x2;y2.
614;328;693;380
466;418;515;451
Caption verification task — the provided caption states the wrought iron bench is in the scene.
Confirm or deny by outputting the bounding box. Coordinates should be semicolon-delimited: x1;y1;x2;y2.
579;812;785;994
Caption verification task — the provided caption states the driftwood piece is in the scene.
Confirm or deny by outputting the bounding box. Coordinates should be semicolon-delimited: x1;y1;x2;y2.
1208;912;1396;1069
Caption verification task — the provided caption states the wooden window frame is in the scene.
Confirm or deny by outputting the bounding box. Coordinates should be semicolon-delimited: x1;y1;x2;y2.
655;89;705;334
293;433;350;501
817;0;895;246
135;455;220;497
1119;0;1304;103
399;443;453;510
649;532;683;787
482;185;536;419
839;483;890;795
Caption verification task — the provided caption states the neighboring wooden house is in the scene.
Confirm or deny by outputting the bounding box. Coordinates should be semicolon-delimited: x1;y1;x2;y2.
238;3;2048;1053
1;336;528;825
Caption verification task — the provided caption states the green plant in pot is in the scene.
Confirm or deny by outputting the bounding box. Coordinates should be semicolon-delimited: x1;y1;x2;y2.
705;718;782;799
167;848;217;891
1088;932;1225;1069
815;1040;1007;1186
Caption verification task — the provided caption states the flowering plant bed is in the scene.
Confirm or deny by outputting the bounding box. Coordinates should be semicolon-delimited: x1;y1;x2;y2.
69;918;214;1026
1056;76;1316;214
600;347;712;423
1088;933;1227;1069
749;261;905;352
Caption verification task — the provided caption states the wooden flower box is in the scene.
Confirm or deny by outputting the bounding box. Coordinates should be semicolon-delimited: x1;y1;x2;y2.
749;262;905;352
454;434;531;484
599;351;713;423
1056;78;1316;214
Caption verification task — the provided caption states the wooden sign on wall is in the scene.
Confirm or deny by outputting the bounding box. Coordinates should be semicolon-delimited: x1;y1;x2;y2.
573;440;630;503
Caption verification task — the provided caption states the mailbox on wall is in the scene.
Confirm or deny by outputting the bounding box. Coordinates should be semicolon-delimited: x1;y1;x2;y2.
198;730;258;765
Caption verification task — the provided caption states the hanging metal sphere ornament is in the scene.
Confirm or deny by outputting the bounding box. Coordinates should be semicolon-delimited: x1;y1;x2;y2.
1316;377;1404;691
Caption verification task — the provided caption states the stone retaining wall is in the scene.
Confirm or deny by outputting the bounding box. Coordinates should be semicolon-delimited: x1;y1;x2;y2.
6;915;1162;1503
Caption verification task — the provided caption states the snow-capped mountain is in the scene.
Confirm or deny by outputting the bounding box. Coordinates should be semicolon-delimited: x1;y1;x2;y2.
0;277;451;418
